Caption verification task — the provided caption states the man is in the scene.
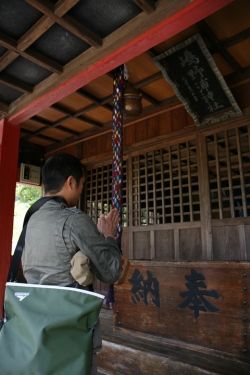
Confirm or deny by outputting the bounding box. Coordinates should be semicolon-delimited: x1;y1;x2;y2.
22;152;122;374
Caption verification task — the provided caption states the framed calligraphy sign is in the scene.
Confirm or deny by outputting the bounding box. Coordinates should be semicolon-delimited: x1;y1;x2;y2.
153;34;242;127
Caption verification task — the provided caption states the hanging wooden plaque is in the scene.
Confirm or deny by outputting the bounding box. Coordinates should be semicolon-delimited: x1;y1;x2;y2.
153;34;242;127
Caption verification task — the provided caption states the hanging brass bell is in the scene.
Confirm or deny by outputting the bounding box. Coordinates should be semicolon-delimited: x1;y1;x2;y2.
123;83;142;118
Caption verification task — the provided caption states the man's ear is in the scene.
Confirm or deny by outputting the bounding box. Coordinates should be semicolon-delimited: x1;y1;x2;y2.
65;175;74;190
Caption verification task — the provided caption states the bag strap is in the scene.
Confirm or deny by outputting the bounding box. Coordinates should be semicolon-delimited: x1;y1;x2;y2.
7;196;67;282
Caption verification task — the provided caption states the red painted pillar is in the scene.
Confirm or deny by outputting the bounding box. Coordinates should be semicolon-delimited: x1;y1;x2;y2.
0;119;20;305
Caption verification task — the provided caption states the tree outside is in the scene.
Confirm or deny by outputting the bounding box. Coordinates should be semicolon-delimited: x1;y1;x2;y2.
12;184;41;254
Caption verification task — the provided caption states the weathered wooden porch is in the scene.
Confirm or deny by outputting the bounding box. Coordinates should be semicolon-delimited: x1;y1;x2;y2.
98;309;249;375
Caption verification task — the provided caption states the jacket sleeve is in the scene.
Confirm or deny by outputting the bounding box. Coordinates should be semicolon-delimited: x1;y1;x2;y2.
70;211;122;284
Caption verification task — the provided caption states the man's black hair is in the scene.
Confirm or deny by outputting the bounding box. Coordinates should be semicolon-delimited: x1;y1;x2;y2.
42;153;84;194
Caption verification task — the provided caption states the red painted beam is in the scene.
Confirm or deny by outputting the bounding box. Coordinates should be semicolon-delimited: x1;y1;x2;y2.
0;119;20;305
9;0;233;125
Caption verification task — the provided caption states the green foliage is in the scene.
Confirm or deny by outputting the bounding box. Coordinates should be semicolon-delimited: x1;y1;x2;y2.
12;184;42;253
16;184;41;206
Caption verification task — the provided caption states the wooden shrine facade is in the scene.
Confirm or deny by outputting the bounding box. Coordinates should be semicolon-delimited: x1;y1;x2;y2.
45;79;250;267
44;78;250;371
0;1;249;373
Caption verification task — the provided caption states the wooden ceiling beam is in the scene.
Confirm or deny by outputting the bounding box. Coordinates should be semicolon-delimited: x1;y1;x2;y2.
34;114;72;128
224;66;250;85
0;0;79;70
50;103;74;116
30;116;80;136
56;125;79;135
20;128;39;136
133;0;156;14
18;0;80;51
77;115;103;128
33;134;60;143
0;102;9;115
76;89;104;105
24;47;64;74
74;103;99;115
80;86;114;107
9;0;234;125
209;27;250;54
138;89;159;105
224;27;250;48
21;117;79;142
18;17;54;52
0;2;79;72
134;71;163;87
41;115;90;134
70;100;113;117
21;129;59;143
0;32;63;74
54;0;80;17
76;89;113;112
0;18;56;72
45;95;182;154
51;103;102;127
197;20;243;74
0;74;33;94
101;94;113;105
0;50;19;72
25;0;102;48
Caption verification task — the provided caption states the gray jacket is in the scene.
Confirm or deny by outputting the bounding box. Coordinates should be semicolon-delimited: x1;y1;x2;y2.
22;199;122;351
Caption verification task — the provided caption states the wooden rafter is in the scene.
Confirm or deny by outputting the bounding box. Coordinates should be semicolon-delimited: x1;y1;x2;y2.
134;71;163;87
51;103;103;127
197;20;243;74
19;21;250;151
21;116;80;142
76;89;113;112
9;0;234;125
54;0;81;16
25;0;102;48
17;58;193;147
133;0;156;14
17;17;55;53
21;102;104;143
21;128;59;143
225;66;250;84
26;94;180;153
0;0;80;72
138;89;160;106
30;66;164;145
74;103;101;116
0;102;9;115
0;32;63;74
209;27;250;53
0;74;33;94
0;50;19;73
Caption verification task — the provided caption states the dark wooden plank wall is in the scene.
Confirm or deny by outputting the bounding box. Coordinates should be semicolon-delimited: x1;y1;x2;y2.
80;106;193;160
